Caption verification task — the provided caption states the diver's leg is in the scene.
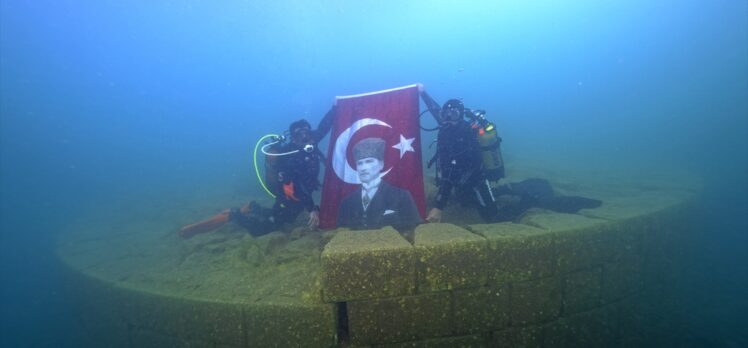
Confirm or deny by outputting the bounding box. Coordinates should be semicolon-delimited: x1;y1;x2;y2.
230;204;278;237
508;178;554;200
473;179;500;222
538;195;603;213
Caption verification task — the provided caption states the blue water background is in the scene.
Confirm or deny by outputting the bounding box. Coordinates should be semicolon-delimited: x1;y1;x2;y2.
1;1;746;346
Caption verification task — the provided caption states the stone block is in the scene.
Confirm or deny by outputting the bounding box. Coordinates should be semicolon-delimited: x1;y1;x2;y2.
492;325;543;347
527;213;610;273
244;301;336;348
541;318;571;347
321;227;415;301
600;220;645;263
414;223;488;292
563;266;602;315
375;334;486;348
470;223;556;284
129;329;197;348
64;271;131;348
602;256;644;303
452;285;510;334
120;290;246;346
347;292;452;345
564;307;620;347
509;277;562;326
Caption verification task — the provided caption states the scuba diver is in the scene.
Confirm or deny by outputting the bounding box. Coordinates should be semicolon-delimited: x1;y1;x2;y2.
419;89;601;223
179;107;336;238
420;91;502;222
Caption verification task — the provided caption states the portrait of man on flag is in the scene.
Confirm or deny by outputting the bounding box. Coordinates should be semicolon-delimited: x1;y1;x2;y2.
319;84;426;229
336;137;422;230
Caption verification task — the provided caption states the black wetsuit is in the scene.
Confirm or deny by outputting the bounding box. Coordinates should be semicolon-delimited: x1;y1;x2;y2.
420;91;600;222
493;178;602;221
231;107;335;236
433;119;500;222
420;91;499;222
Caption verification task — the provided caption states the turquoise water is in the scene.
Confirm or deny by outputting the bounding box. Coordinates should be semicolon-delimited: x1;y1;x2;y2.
1;1;746;346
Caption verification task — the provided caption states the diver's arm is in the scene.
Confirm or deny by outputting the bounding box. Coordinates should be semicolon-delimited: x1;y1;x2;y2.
312;105;337;143
434;179;453;210
420;90;443;125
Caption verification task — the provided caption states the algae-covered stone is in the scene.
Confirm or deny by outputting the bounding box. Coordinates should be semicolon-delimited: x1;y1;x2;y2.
321;227;415;301
375;334;486;348
509;277;562;326
120;290;246;346
414;223;488;292
452;285;509;334
563;266;602;314
523;212;610;272
244;301;336;348
470;222;556;284
64;270;131;348
492;325;543;347
347;292;452;345
129;329;196;348
563;307;619;347
602;256;644;303
542;317;571;347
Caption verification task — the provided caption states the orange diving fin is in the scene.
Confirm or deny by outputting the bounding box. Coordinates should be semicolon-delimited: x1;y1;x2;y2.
179;209;231;239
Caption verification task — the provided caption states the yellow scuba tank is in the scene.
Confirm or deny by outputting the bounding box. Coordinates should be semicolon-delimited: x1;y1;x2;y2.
469;109;505;182
477;122;505;181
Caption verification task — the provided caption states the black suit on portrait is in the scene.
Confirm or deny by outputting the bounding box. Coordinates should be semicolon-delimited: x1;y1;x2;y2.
336;180;422;231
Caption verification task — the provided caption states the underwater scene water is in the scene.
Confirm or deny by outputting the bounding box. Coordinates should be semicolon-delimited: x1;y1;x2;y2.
1;1;746;347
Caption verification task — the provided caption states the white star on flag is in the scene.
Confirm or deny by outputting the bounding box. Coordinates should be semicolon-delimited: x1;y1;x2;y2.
392;134;416;159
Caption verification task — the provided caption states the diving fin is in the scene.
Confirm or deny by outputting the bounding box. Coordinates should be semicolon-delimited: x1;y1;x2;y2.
179;209;231;239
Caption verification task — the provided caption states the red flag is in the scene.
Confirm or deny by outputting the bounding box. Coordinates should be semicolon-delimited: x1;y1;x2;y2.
320;84;425;228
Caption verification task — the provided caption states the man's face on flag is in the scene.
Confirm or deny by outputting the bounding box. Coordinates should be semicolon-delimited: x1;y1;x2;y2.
356;157;383;184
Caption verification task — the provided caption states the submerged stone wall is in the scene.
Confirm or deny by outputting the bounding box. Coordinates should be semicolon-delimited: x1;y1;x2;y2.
321;203;695;347
60;191;697;347
63;268;337;347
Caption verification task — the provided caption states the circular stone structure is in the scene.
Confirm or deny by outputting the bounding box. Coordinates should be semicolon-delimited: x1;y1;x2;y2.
58;165;700;347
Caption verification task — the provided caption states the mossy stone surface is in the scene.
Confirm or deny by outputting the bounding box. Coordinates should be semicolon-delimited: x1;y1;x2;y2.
244;301;336;348
563;307;620;347
509;276;562;326
602;256;645;303
321;227;415;301
562;266;603;315
414;223;488;292
469;222;556;284
374;334;486;348
492;325;543;347
522;212;611;272
347;292;452;345
452;285;510;334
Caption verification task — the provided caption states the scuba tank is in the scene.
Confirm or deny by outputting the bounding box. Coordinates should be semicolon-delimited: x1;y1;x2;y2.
254;133;325;198
468;110;505;182
254;134;289;198
263;139;282;197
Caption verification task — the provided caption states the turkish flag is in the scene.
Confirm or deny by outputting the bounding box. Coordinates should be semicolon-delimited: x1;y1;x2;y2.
319;84;425;228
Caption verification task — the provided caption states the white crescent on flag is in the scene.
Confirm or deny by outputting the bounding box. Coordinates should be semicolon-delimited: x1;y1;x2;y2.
332;117;393;184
